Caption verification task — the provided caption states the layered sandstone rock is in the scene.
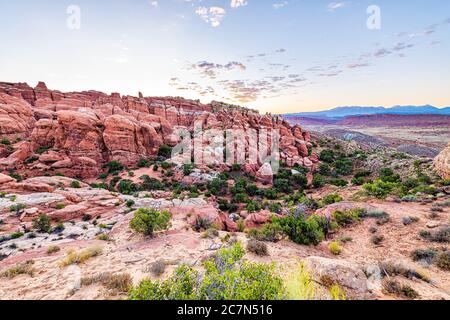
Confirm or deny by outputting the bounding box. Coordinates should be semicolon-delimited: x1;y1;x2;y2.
0;81;316;178
434;143;450;179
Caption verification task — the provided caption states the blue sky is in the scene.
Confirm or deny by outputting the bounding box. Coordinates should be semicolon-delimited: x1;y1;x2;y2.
0;0;449;113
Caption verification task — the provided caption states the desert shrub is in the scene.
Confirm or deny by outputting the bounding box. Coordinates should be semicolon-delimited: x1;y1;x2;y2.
9;203;26;215
274;179;292;194
32;214;52;233
320;150;335;163
333;159;353;176
130;244;284;300
1;260;35;278
274;215;327;246
247;223;283;242
47;245;61;254
371;235;384;245
322;193;343;206
338;237;353;245
207;178;228;196
140;175;163;191
354;170;372;178
55;203;66;210
329;178;348;187
382;279;419;299
411;248;437;263
329;284;347;300
402;216;419;226
231;163;242;172
105;161;125;174
59;246;103;267
319;163;331;176
435;251;450;271
291;173;308;189
312;174;325;188
419;227;450;243
379;168;401;183
117;179;139;195
130;264;198;300
328;241;342;255
70;180;81;189
269;202;282;214
232;193;248;204
413;184;437;195
285;263;316;300
363;180;397;199
0;138;11;145
35;145;52;154
332;209;363;227
237;219;245;232
148;259;167;277
10;232;24;239
264;188;278;200
129;208;172;237
158;145;172;160
202;228;219;239
246;200;262;213
199;244;283;300
81;272;132;293
182;164;194;176
351;176;365;185
97;233;111;241
137;158;150;168
247;239;268;256
125;199;135;208
245;183;259;196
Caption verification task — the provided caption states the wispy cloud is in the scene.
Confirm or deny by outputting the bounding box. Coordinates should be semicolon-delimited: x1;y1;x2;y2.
327;2;348;12
273;1;288;9
231;0;248;8
195;6;226;27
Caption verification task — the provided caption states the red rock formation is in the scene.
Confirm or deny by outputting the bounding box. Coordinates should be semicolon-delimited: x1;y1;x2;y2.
0;81;316;179
434;143;450;179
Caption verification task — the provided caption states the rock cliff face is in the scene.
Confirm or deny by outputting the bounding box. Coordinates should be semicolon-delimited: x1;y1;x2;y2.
0;81;318;178
434;143;450;179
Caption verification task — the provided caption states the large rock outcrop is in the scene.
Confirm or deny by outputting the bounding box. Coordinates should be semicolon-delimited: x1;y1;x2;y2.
434;143;450;179
0;81;316;178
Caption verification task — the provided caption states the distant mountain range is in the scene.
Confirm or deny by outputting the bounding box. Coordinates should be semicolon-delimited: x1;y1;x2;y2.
285;105;450;119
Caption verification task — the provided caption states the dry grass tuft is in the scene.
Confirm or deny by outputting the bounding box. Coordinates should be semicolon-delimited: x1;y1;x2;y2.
59;246;103;267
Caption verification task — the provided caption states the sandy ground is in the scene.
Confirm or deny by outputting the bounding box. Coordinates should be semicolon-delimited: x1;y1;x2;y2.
0;196;448;300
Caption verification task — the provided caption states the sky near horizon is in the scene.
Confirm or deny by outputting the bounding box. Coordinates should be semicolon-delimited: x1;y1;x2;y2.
0;0;449;113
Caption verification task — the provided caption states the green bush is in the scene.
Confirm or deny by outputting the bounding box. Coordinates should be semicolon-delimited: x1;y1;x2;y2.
137;158;150;168
313;174;325;188
274;179;292;194
129;244;284;300
274;215;327;246
320;150;335;163
207;178;228;196
140;175;163;191
247;223;283;242
351;176;365;186
319;164;331;176
363;180;397;199
332;209;363;227
246;200;262;213
117;179;139;195
129;208;172;237
322;193;343;205
182;164;194;176
264;188;278;200
247;239;269;256
329;178;348;187
32;214;52;233
333;159;353;176
105;161;124;174
158;145;173;160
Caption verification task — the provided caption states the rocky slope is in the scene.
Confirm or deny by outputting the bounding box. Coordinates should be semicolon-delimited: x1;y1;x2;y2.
0;81;317;179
